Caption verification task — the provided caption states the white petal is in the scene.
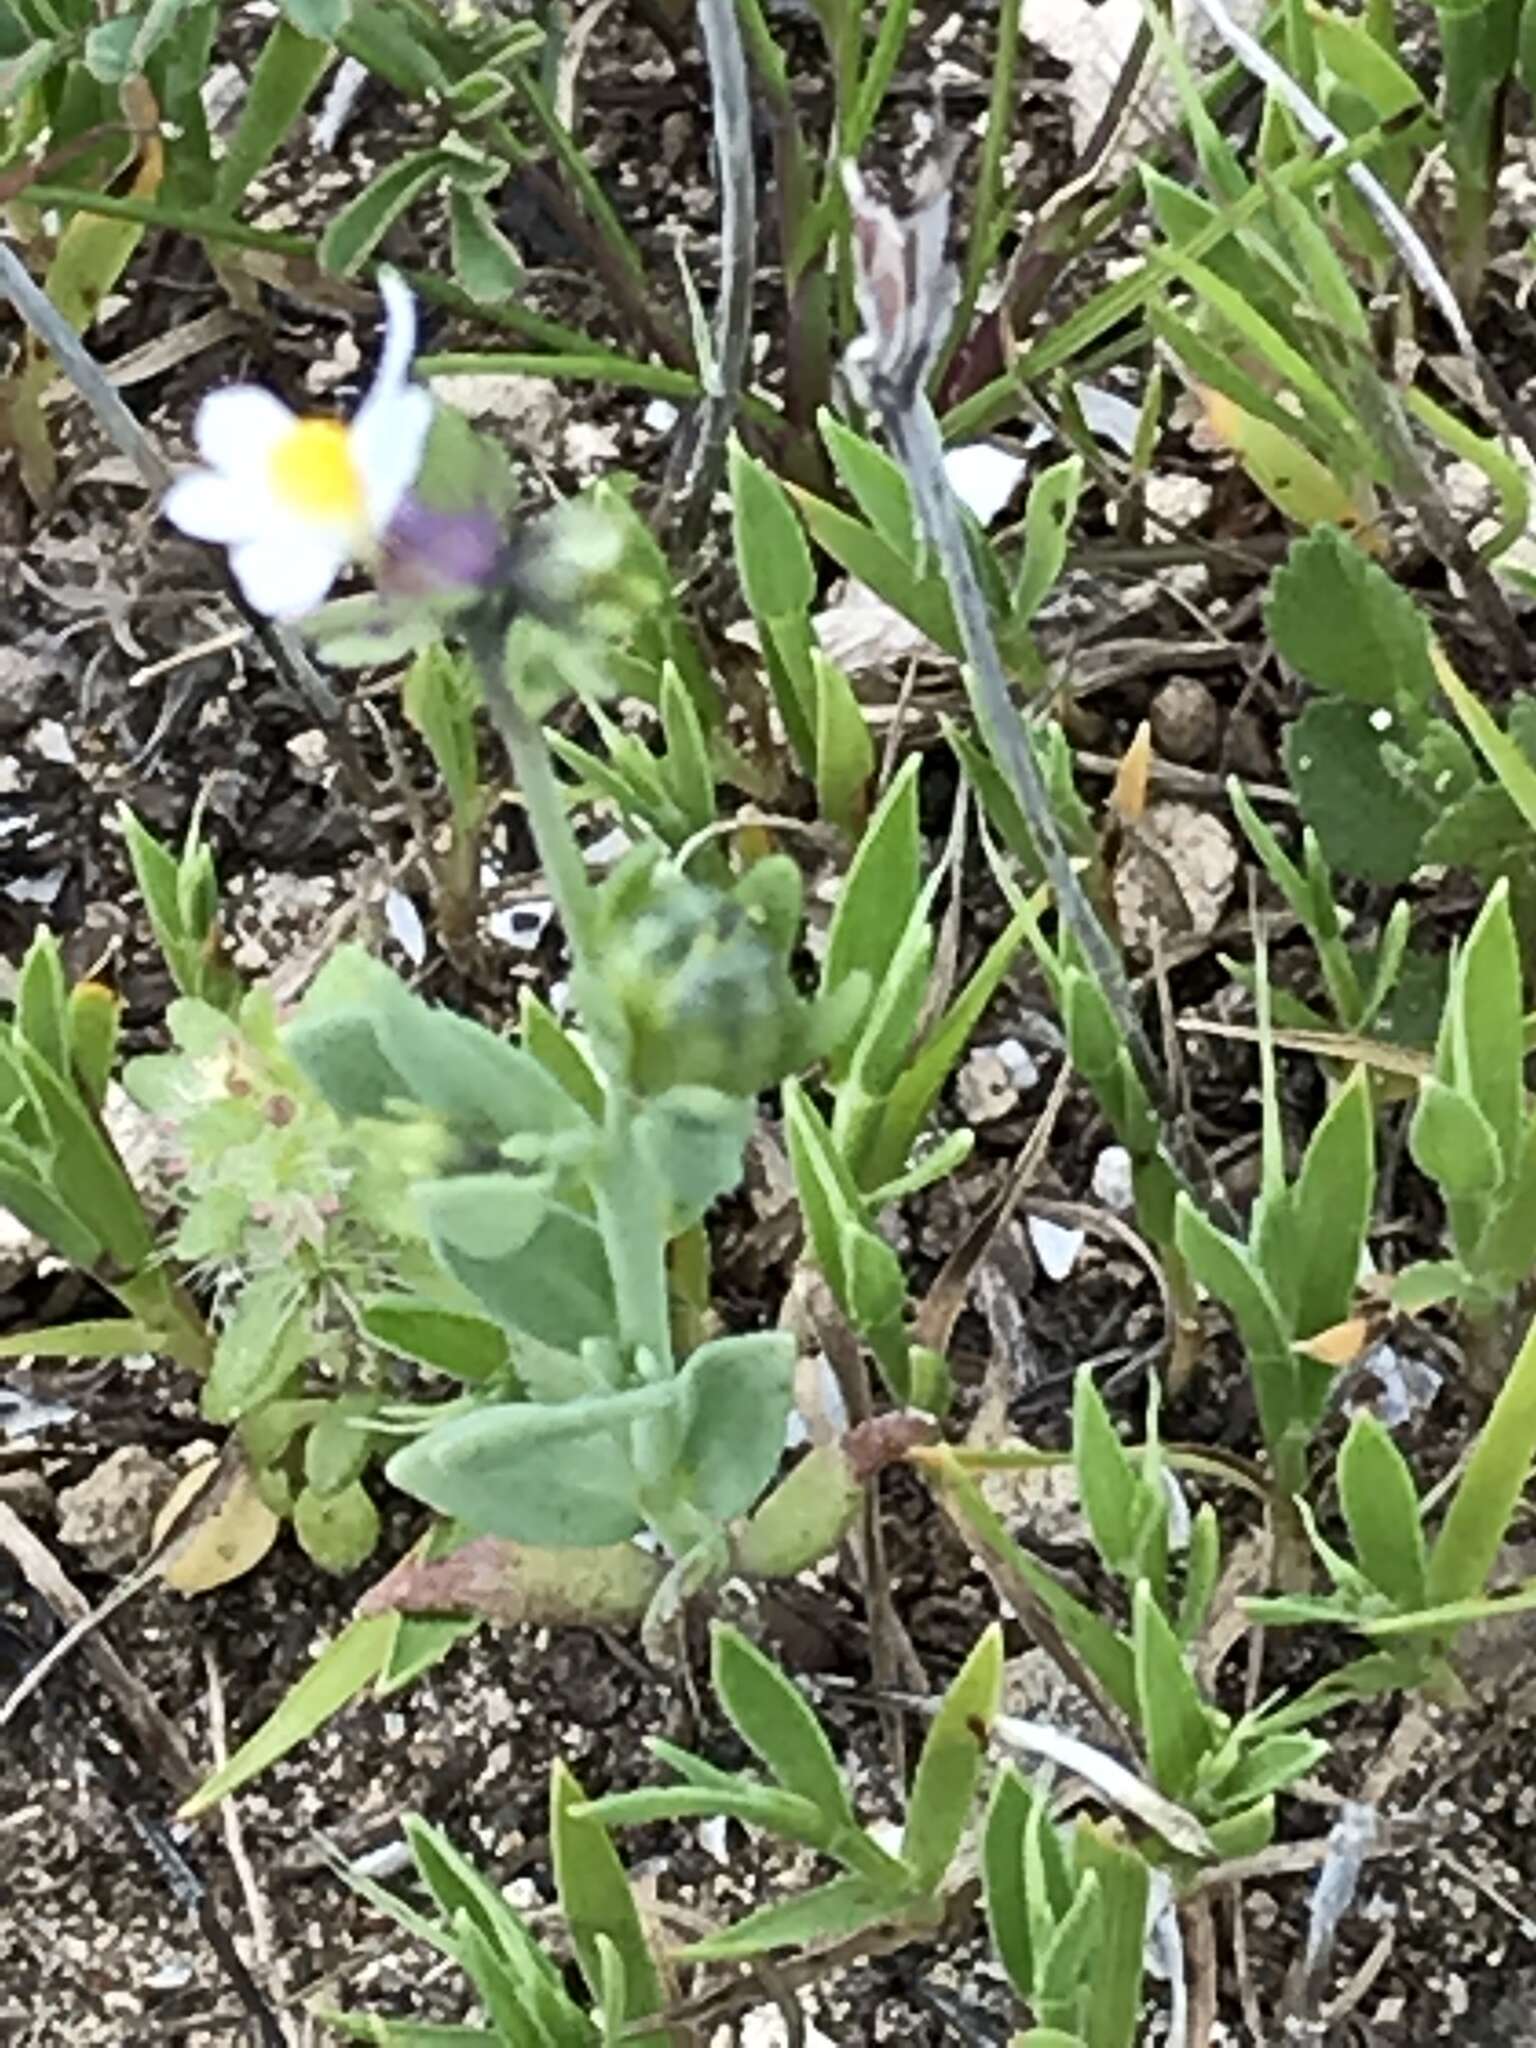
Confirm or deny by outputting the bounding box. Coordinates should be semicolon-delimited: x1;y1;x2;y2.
350;384;433;534
371;267;418;399
228;533;346;619
194;386;296;476
161;469;265;544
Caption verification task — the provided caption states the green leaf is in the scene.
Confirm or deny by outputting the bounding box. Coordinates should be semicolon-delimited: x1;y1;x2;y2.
820;752;922;1061
1207;1732;1325;1809
375;994;592;1149
1433;647;1536;839
0;1318;155;1360
789;485;959;654
819;409;919;551
204;1273;311;1424
1073;1820;1150;2048
1013;455;1084;626
841;1222;906;1345
1449;880;1523;1176
286;1012;408;1120
711;1624;856;1832
579;1782;832;1849
1337;1412;1427;1611
680;1874;903;1959
1035;1869;1101;2014
3;1038;151;1268
280;0;350;32
321;148;462;275
1174;1196;1295;1448
550;1762;665;2035
1132;1580;1215;1799
675;1333;796;1521
294;1480;380;1571
736;1441;864;1577
1471;1121;1536;1291
728;435;815;617
16;929;69;1077
214;17;334;212
861;899;1032;1191
359;1296;512;1384
1072;1369;1140;1575
813;653;876;834
1178;1503;1222;1643
419;1176;617;1351
67;981;119;1108
1390;1259;1467;1313
1267;526;1436;709
179;1614;393;1816
1409;1078;1503;1199
1284;698;1434;884
783;1077;863;1302
304;1407;374;1496
634;1086;753;1228
903;1624;1004;1892
448;184;524;305
0;1163;102;1269
1289;1067;1374;1337
384;1389;668;1546
928;1455;1139;1721
658;663;716;837
982;1769;1042;2001
83;15;142;82
402;644;482;832
518;989;606;1121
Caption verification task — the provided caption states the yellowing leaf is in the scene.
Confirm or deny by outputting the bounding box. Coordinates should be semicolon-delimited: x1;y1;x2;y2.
1200;388;1382;547
1293;1317;1373;1368
154;1456;279;1595
1110;719;1153;824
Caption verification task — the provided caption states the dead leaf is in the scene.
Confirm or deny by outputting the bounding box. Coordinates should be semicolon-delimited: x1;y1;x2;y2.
1110;718;1153;824
154;1457;278;1595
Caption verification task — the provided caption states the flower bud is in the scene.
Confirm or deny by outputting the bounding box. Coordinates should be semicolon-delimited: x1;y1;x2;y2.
589;852;812;1098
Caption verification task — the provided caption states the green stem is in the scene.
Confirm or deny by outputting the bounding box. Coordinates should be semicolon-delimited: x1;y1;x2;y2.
466;614;686;1534
1427;1308;1536;1607
468;618;599;973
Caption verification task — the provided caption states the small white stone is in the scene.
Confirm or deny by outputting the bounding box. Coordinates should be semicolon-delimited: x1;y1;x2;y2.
943;442;1029;525
4;865;67;906
487;898;554;950
1027;1214;1086;1281
993;1035;1040;1089
31;719;76;766
384;888;427;966
643;398;680;433
1092;1144;1135;1211
584;825;632;867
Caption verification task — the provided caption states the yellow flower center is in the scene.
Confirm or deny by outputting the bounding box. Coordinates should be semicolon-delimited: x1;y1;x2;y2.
268;417;365;524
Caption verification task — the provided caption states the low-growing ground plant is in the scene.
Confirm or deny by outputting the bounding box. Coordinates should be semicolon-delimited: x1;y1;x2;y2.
10;0;1536;2034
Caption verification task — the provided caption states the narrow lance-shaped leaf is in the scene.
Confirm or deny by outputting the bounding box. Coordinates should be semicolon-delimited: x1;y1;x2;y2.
902;1622;1004;1892
550;1762;666;2041
711;1624;856;1834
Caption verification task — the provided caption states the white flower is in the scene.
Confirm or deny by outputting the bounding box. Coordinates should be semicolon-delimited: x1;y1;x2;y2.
162;270;433;620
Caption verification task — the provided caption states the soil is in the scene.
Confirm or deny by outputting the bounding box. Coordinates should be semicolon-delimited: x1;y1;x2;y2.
3;1;1536;2044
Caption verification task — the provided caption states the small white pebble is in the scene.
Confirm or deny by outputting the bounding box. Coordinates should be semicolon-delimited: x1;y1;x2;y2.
1027;1214;1086;1281
31;719;76;766
1092;1144;1135;1211
384;888;427;966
